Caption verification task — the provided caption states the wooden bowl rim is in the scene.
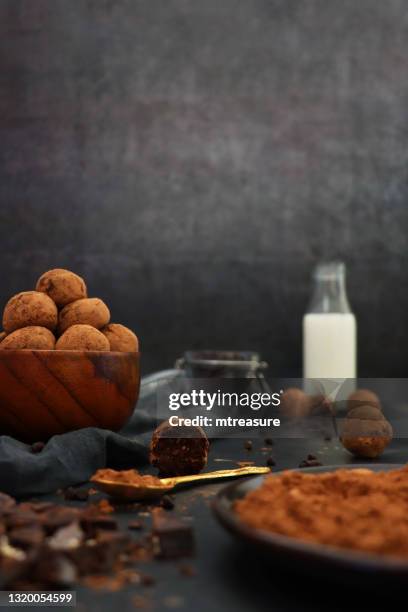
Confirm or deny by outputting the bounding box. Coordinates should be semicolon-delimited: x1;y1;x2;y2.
0;349;140;357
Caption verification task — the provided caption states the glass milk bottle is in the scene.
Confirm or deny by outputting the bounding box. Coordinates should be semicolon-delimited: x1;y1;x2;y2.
303;262;356;388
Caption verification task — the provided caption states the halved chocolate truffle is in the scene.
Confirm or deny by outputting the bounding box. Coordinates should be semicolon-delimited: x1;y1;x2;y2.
149;420;209;477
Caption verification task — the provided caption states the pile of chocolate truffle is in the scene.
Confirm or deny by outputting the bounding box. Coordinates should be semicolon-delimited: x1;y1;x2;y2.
0;269;138;352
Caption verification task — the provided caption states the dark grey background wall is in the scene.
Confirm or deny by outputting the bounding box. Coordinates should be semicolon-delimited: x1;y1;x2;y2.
0;0;407;376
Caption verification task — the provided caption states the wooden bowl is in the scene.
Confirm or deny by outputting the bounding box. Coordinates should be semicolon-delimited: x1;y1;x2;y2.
0;350;140;443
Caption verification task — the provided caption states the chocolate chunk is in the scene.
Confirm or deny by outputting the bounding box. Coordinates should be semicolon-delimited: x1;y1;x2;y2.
48;522;83;551
21;501;55;514
8;527;45;550
0;552;28;588
70;531;128;575
264;437;273;446
266;456;276;467
160;495;175;510
41;507;81;534
0;492;16;515
5;547;76;589
80;513;118;538
150;420;209;477
63;487;89;502
5;509;39;530
244;440;253;451
152;509;194;559
31;549;77;586
0;491;152;590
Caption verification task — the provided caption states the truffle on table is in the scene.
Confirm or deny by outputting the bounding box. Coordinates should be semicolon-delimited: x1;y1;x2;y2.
101;323;139;352
150;420;209;476
56;324;110;351
280;388;334;421
347;389;381;412
340;405;393;458
36;269;87;307
3;291;58;333
0;326;55;350
58;298;110;334
279;388;309;419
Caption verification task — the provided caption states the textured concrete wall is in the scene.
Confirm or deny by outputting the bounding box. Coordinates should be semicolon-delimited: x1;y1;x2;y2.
0;0;407;375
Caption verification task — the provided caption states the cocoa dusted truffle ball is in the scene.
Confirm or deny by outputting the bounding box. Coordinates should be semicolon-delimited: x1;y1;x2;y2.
308;393;335;417
36;268;87;307
340;405;393;458
102;324;139;352
0;326;55;350
150;420;210;476
280;388;309;419
58;298;110;334
347;389;381;412
3;291;58;333
56;324;110;351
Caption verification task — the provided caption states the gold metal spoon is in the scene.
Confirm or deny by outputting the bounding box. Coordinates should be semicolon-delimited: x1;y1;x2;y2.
90;466;270;501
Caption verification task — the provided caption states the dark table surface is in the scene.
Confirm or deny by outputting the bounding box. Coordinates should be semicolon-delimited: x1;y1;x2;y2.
39;435;408;612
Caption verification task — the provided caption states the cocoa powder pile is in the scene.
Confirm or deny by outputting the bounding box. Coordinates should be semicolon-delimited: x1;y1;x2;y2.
235;466;408;560
92;469;162;487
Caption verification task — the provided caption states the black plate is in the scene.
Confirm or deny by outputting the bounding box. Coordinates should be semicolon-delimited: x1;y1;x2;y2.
213;463;408;583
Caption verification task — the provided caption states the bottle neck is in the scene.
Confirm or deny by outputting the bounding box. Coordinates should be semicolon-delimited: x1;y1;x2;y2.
307;264;352;314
